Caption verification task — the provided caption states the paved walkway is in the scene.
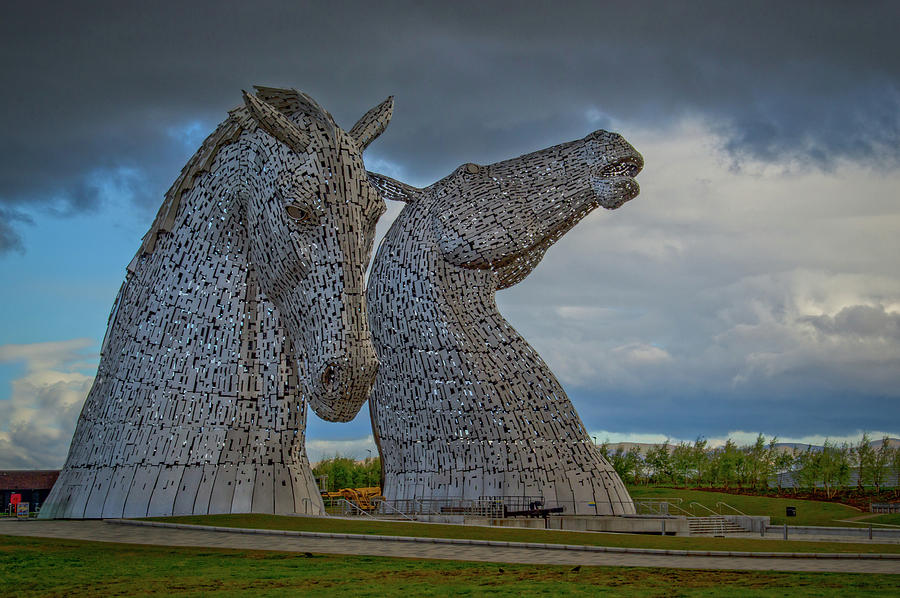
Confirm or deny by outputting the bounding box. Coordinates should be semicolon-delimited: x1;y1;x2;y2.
2;520;898;574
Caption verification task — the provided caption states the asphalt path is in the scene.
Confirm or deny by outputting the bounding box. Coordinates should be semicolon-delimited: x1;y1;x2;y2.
2;519;898;575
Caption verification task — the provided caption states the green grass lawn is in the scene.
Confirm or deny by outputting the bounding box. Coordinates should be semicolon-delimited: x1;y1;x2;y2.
144;514;900;554
851;513;900;527
2;535;898;597
627;486;864;526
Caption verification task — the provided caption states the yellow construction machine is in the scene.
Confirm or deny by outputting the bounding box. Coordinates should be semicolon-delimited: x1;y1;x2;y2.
321;487;383;511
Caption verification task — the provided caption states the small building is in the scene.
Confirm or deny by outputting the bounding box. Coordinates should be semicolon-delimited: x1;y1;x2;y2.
1;470;60;513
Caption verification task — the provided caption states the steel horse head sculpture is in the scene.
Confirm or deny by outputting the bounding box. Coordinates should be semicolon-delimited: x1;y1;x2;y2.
367;129;643;514
42;86;392;518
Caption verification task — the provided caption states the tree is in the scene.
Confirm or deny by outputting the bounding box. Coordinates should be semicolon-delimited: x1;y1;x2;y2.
312;455;382;491
597;440;612;463
671;442;695;486
764;436;781;491
891;443;900;489
871;437;892;492
854;433;875;490
644;441;672;484
796;445;820;492
818;440;851;498
745;433;771;490
691;437;710;486
772;444;796;492
716;440;744;490
609;446;643;485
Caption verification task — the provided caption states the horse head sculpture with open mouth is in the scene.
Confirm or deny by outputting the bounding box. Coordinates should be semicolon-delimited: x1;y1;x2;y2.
366;128;643;514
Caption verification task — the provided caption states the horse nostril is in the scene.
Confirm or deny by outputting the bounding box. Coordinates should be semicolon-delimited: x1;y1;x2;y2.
321;363;337;390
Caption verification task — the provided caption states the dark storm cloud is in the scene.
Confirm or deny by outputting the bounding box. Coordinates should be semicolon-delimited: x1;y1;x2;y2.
571;388;900;441
0;208;32;253
1;0;898;253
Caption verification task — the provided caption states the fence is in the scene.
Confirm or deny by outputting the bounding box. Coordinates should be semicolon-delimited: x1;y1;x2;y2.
342;497;645;518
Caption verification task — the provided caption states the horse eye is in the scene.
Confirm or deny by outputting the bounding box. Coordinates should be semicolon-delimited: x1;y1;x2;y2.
285;204;314;223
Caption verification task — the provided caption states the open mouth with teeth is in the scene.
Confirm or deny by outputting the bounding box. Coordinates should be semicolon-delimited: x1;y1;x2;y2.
590;151;644;209
598;156;643;179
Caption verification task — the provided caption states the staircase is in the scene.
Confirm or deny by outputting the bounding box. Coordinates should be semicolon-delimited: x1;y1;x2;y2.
687;516;749;536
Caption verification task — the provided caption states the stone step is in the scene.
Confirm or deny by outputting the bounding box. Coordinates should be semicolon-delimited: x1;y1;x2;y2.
687;516;748;535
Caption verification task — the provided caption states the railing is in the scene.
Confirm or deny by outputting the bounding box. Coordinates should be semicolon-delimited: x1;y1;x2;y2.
335;498;378;519
871;503;900;514
716;501;747;516
413;499;439;515
634;500;693;517
689;501;719;516
321;497;379;518
662;502;694;517
381;498;510;518
639;497;685;505
375;497;672;518
373;499;417;522
634;500;668;515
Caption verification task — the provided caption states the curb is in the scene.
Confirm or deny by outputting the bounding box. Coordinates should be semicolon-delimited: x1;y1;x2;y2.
106;519;900;561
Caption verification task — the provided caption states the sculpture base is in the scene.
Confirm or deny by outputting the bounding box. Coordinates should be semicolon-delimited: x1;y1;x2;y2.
39;463;324;519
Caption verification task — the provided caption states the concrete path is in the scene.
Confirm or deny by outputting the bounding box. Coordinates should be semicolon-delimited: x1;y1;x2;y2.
2;519;898;574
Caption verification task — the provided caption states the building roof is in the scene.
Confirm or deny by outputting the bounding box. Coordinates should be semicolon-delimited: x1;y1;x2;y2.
0;470;60;491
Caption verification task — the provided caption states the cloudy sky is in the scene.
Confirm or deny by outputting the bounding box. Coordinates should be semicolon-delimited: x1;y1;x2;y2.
1;1;898;468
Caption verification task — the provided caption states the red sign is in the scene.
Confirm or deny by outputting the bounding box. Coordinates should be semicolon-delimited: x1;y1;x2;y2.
10;494;21;506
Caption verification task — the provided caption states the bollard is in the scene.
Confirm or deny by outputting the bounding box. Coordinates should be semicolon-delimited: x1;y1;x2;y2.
869;525;873;540
783;523;788;540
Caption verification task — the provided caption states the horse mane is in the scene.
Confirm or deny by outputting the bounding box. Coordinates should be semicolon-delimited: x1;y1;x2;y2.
137;86;333;259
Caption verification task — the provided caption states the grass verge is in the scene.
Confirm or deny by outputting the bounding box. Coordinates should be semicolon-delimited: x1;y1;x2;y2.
143;514;900;554
3;535;899;597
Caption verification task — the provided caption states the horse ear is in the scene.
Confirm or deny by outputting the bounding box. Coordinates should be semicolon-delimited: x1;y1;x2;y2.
349;96;394;149
243;90;310;151
368;171;422;203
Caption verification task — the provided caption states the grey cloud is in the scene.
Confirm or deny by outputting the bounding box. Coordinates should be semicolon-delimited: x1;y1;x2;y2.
0;420;78;470
0;379;88;469
2;1;899;252
0;339;96;468
802;305;900;340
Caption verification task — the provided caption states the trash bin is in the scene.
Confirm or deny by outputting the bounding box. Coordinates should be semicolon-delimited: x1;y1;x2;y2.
786;506;797;517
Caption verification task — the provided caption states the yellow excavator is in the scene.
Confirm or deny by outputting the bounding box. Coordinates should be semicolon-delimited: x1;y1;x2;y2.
321;487;383;511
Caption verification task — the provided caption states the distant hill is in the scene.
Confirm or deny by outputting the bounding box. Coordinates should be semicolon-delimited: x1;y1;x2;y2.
602;438;900;455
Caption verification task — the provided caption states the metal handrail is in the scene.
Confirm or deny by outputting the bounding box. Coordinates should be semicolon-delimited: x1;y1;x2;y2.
375;499;417;522
689;502;719;517
716;501;747;516
636;500;693;517
634;500;666;515
664;502;695;517
414;499;439;515
337;498;377;519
